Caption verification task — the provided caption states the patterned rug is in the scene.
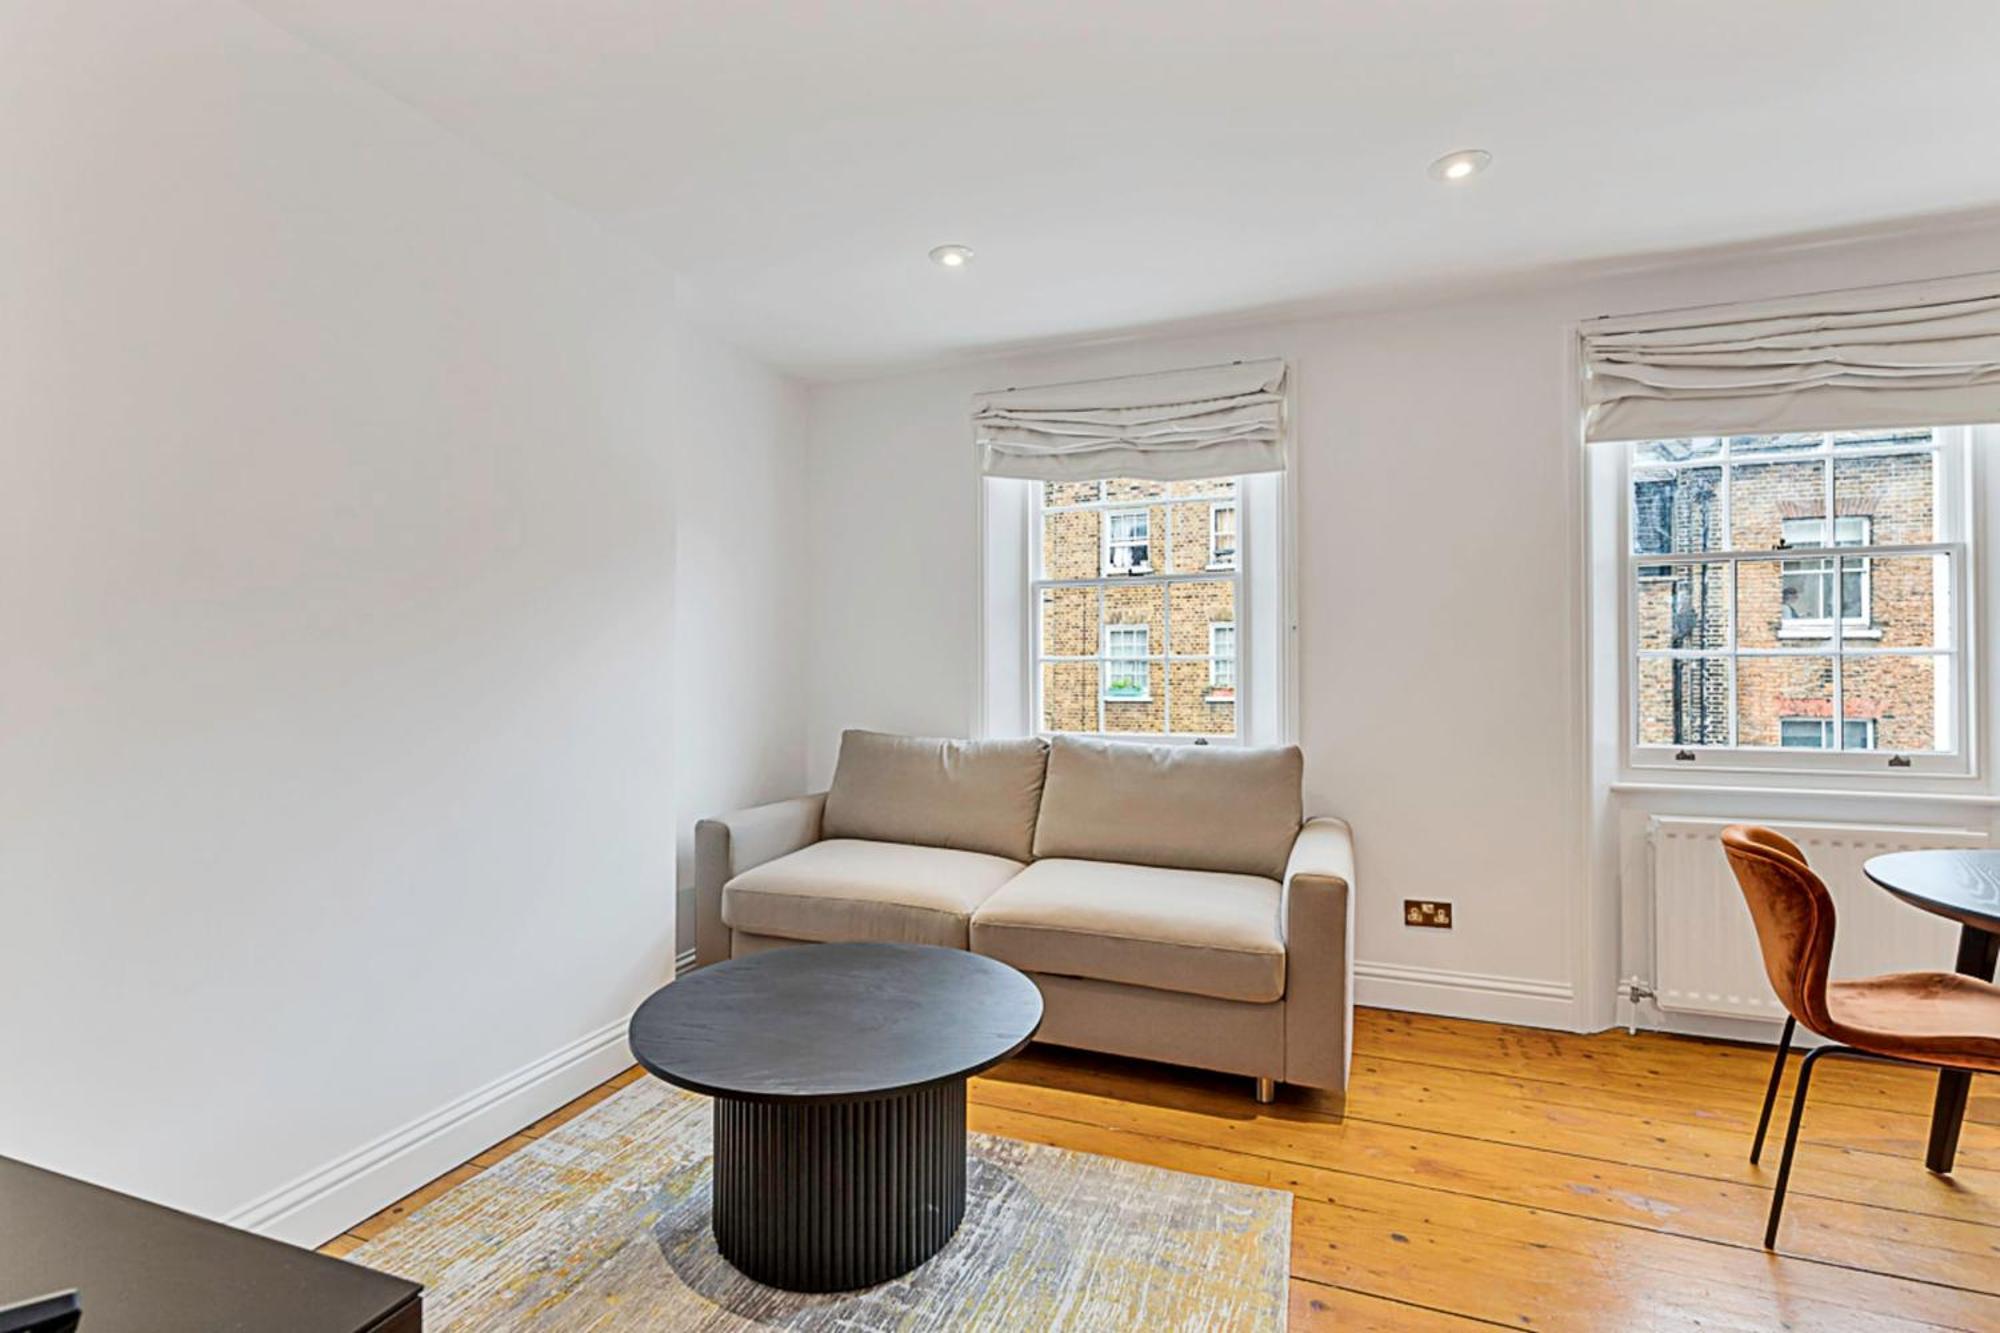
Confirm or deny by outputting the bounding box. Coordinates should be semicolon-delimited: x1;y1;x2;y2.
349;1079;1289;1331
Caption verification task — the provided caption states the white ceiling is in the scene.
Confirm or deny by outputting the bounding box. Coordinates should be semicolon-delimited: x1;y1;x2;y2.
248;0;2000;379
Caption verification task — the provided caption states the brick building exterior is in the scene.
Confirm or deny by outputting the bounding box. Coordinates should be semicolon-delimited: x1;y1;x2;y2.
1634;433;1941;752
1039;478;1239;737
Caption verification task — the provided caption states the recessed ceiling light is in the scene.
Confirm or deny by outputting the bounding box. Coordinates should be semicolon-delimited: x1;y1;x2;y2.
1428;149;1492;183
929;244;974;268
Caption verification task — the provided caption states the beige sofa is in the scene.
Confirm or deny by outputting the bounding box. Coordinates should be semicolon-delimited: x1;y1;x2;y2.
694;730;1355;1100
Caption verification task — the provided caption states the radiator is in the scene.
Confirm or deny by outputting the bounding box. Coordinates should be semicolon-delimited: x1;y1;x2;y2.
1647;816;1983;1021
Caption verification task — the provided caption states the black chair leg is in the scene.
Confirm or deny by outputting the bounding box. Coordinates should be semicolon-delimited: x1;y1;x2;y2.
1765;1044;1835;1249
1750;1015;1795;1164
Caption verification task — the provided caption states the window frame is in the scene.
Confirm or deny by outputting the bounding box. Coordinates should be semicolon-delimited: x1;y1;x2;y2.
1620;427;1973;777
1102;507;1153;576
1032;479;1247;744
1778;514;1877;638
1208;621;1237;693
1779;716;1877;751
1209;502;1239;569
1102;623;1152;701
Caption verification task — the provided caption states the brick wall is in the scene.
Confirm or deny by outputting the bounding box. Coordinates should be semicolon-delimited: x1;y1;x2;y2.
1038;479;1238;736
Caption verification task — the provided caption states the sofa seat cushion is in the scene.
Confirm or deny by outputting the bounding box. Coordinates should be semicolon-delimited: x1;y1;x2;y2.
970;858;1285;1003
722;839;1025;949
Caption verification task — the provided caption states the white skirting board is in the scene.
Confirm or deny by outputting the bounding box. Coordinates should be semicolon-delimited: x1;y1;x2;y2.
1353;960;1576;1030
225;1014;637;1248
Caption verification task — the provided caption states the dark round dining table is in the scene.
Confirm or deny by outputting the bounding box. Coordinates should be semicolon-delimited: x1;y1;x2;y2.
1862;849;2000;1174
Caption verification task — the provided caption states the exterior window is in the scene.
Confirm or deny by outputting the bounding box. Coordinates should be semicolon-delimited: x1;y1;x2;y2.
1626;428;1967;771
1103;625;1150;700
1780;717;1876;750
1210;504;1238;568
1035;477;1242;740
1104;509;1151;574
1208;622;1236;694
1780;516;1871;631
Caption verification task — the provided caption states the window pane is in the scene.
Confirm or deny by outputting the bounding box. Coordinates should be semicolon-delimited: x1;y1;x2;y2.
1104;584;1166;652
1041;661;1098;733
1043;481;1101;507
1042;506;1099;580
1638;657;1731;746
1188;502;1238;572
1171;661;1235;735
1208;624;1237;685
1103;622;1151;703
1730;458;1825;550
1636;563;1729;651
1633;438;1721;465
1779;718;1833;749
1784;554;1839;622
1844;654;1948;752
1833;428;1933;450
1633;466;1723;558
1728;433;1821;456
1038;586;1098;658
1103;507;1155;575
1169;579;1236;655
1854;554;1948;647
1103;662;1165;732
1103;479;1168;502
1736;557;1832;649
1834;450;1934;545
1157;499;1210;573
1104;506;1168;572
1736;656;1833;748
1167;477;1237;501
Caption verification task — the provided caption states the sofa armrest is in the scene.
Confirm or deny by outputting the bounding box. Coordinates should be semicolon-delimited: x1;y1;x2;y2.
1281;816;1356;1093
694;793;826;967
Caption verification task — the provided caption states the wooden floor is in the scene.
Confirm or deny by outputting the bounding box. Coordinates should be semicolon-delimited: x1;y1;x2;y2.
322;1008;2000;1330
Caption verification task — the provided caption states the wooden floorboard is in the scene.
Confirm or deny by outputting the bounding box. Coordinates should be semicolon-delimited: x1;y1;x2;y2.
325;1007;1999;1328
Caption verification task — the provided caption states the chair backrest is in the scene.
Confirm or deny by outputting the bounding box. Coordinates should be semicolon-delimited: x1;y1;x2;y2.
1719;825;1838;1032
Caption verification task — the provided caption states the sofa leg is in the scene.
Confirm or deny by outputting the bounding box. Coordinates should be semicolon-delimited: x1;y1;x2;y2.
1254;1077;1276;1104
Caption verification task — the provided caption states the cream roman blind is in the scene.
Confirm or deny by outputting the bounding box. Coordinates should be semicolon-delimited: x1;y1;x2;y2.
1582;271;2000;443
975;358;1287;482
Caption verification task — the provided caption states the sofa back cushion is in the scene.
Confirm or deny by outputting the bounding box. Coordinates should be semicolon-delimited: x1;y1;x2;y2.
822;730;1050;862
1032;736;1303;880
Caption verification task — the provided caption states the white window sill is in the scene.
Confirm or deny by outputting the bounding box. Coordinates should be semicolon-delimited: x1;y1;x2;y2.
1102;695;1153;704
1610;779;2000;806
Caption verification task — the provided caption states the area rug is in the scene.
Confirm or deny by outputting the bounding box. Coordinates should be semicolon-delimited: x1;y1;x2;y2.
349;1079;1290;1331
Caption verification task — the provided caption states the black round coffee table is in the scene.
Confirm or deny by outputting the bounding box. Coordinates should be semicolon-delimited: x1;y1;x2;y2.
628;942;1042;1292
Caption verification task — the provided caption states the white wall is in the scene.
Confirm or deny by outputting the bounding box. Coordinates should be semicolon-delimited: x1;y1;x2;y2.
672;331;811;950
803;216;2000;1032
0;1;802;1243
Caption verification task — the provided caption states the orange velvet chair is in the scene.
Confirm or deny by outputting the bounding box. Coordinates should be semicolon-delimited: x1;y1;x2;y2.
1720;825;2000;1247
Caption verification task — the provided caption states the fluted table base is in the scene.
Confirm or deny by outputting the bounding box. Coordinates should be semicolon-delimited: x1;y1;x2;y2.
711;1080;967;1292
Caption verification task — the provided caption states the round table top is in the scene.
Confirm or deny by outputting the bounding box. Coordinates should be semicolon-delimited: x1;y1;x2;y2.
629;942;1044;1104
1863;849;2000;933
